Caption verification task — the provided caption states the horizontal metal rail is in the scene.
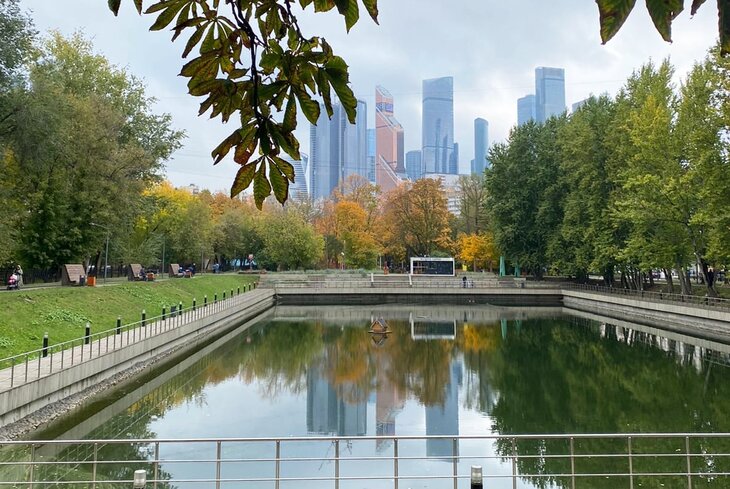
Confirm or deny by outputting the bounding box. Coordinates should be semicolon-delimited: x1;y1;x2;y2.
1;433;729;487
567;283;730;310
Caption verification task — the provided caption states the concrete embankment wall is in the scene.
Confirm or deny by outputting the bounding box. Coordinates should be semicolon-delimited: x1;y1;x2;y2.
0;289;276;427
562;289;730;342
273;286;564;307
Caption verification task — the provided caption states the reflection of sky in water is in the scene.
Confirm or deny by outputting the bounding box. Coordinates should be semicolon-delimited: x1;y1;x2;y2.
37;305;730;489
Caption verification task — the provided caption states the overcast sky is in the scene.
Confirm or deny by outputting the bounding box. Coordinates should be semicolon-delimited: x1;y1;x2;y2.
19;0;719;192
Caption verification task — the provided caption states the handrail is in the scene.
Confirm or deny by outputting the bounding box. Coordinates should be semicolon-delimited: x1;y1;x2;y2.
1;433;729;487
566;283;730;310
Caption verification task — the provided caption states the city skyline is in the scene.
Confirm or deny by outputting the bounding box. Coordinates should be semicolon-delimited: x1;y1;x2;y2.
18;0;720;190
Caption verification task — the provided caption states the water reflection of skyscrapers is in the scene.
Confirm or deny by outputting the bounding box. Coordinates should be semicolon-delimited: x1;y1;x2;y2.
426;357;463;459
375;356;405;451
306;362;366;436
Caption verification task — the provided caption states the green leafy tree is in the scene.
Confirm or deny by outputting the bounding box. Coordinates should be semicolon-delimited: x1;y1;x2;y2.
259;208;323;270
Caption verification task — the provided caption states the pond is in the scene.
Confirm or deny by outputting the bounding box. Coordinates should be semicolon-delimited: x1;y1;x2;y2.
13;304;730;488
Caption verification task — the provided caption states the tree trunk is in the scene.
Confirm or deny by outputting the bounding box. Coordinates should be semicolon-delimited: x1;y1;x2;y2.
663;268;674;293
648;271;654;287
696;254;719;297
676;265;692;296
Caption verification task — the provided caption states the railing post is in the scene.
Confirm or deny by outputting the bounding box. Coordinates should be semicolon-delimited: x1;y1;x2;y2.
275;440;281;489
335;439;340;489
686;436;693;489
29;443;35;489
628;436;634;489
511;437;517;489
570;437;575;489
154;442;160;489
215;440;222;489
92;442;98;489
453;438;458;489
393;438;398;489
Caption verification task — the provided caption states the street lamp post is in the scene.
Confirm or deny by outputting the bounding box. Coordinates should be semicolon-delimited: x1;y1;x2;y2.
90;222;110;283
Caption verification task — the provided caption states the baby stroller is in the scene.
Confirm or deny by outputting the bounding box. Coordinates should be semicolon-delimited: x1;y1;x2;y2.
6;272;20;290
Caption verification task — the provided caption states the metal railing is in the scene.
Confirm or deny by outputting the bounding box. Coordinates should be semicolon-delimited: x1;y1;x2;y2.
0;283;260;391
266;278;529;289
1;433;729;488
566;283;730;311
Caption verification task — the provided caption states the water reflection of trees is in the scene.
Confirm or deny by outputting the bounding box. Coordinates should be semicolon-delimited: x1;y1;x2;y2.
484;318;730;489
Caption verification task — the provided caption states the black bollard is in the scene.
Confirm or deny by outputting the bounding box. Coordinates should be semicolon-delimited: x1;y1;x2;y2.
237;287;240;295
214;294;217;304
204;295;208;308
223;291;226;300
193;298;196;311
42;333;49;358
178;301;183;317
116;316;122;335
141;309;146;328
85;322;91;345
162;307;166;321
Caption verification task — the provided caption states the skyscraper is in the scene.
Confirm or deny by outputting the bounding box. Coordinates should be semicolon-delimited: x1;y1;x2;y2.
406;150;422;181
535;67;566;123
517;94;536;126
310;99;368;200
282;153;309;200
367;128;376;183
473;118;489;175
422;76;455;174
375;86;405;193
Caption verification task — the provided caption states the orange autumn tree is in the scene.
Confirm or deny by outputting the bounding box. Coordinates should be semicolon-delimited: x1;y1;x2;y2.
457;232;498;272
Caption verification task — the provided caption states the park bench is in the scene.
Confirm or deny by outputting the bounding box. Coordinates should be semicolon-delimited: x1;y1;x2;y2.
61;264;85;286
169;263;181;278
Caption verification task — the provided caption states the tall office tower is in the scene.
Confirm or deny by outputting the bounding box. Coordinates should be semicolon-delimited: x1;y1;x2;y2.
449;142;459;175
310;100;368;200
282;153;309;200
406;150;423;181
367;128;376;183
307;358;367;436
535;67;566;123
472;118;489;175
422;76;455;174
375;86;405;193
517;94;536;125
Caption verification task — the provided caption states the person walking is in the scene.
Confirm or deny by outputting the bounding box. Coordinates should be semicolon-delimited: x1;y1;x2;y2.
15;264;23;287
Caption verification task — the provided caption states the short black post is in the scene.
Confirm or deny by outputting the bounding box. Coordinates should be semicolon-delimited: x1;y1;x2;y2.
162;307;166;321
85;322;91;345
254;282;257;289
42;333;49;358
204;295;208;308
214;294;217;304
141;309;146;328
223;291;226;300
116;316;122;335
193;298;197;311
178;301;183;317
247;283;251;292
237;287;240;295
231;289;234;298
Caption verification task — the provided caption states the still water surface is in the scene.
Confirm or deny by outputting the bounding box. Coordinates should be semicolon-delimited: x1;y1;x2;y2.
21;305;730;488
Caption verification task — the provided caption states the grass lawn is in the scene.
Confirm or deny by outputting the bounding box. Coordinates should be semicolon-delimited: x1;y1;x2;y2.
0;273;258;359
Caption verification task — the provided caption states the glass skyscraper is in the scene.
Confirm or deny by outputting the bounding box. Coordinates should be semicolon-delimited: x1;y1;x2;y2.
367;128;376;183
535;67;566;123
406;150;422;181
375;86;405;193
422;76;455;174
309;99;368;200
282;153;309;200
517;94;536;126
472;118;489;175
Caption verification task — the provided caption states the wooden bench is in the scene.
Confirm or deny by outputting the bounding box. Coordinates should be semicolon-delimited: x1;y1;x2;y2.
62;264;85;286
169;263;181;278
128;264;144;281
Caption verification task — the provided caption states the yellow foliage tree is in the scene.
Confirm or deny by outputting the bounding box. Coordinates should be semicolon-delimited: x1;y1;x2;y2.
457;232;498;272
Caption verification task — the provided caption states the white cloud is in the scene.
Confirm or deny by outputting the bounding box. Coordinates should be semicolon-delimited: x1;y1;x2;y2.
20;0;719;187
